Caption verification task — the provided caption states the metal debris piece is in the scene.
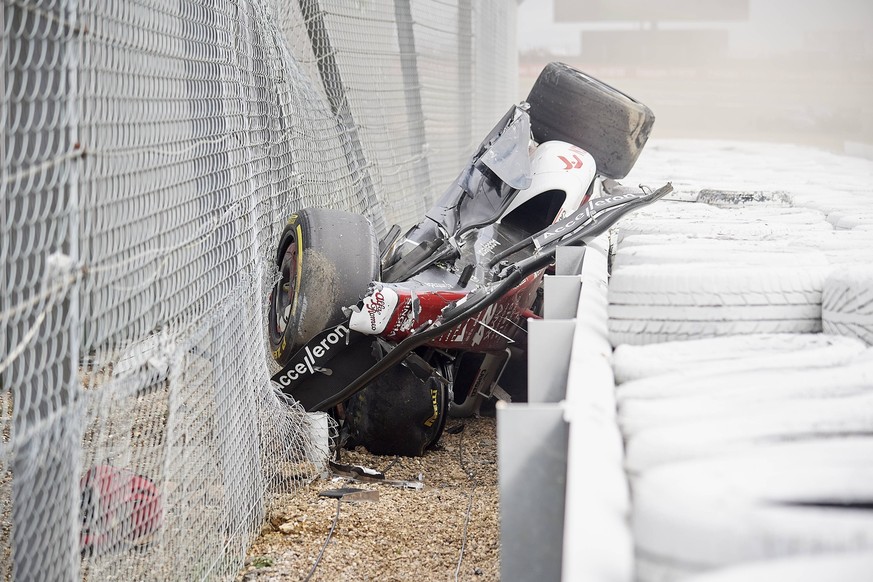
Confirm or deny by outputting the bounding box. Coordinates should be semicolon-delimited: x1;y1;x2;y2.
330;460;385;481
318;487;379;502
387;478;425;491
329;460;426;490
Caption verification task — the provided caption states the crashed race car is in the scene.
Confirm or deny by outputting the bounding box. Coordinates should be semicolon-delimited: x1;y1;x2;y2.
268;63;672;456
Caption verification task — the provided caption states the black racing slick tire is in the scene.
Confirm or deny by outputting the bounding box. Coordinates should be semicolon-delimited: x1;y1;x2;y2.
526;62;655;179
268;208;379;366
344;363;449;457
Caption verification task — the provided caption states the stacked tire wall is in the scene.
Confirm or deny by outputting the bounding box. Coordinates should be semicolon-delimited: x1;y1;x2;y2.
603;141;873;581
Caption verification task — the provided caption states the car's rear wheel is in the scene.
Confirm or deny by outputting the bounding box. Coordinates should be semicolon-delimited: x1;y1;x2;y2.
526;62;655;179
268;208;379;366
344;361;449;457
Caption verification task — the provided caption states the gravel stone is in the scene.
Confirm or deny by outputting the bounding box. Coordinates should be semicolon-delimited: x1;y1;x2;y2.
240;416;499;581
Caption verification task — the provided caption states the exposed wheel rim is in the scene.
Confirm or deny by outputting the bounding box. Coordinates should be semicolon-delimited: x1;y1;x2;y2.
272;239;299;338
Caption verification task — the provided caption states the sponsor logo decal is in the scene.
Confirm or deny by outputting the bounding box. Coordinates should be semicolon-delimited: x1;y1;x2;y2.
423;387;439;427
291;224;303;316
390;302;414;334
350;286;399;334
478;239;501;256
558;154;584;170
272;337;287;360
274;324;349;387
537;192;639;244
420;281;454;289
387;292;420;335
471;368;489;394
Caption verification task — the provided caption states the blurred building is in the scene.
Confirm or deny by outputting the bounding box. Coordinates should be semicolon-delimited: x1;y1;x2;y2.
519;0;873;150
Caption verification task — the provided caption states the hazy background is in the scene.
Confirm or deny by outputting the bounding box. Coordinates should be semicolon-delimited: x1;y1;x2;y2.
517;0;873;153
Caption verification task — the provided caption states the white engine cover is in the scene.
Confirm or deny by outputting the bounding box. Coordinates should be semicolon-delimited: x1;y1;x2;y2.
500;140;598;223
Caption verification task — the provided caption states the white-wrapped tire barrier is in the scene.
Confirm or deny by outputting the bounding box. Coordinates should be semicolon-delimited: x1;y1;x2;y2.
608;264;829;345
612;333;865;384
822;267;873;345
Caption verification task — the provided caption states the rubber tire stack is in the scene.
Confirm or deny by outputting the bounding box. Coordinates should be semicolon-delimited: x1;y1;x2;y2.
607;187;873;580
608;252;831;345
613;334;873;580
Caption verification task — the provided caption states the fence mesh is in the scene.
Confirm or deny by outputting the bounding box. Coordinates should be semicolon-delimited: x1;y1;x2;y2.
1;0;517;580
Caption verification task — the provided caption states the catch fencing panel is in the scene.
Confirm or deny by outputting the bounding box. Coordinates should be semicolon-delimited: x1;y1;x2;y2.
1;0;517;580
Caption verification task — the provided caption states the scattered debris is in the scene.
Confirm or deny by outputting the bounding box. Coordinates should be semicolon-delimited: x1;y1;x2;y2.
317;488;379;503
697;189;793;207
242;416;499;581
329;460;426;490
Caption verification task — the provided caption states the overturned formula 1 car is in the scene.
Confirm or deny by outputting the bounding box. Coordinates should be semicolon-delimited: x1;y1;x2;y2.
268;63;672;456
